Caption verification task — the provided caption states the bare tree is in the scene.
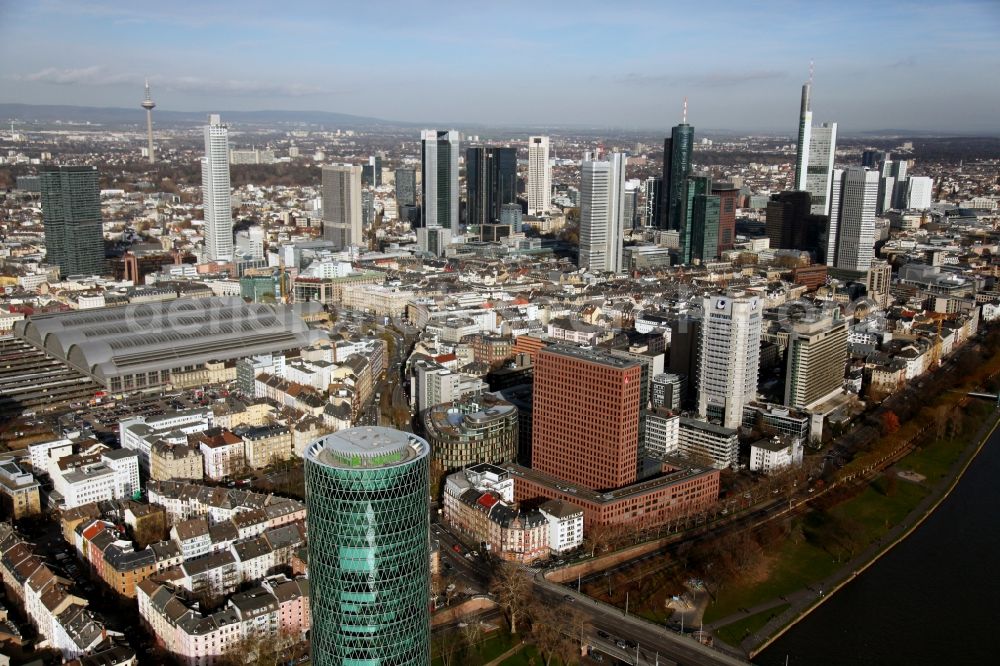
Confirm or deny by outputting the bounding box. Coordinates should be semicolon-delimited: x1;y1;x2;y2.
490;562;532;635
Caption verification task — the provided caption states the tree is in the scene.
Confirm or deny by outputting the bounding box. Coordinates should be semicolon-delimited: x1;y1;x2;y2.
490;562;532;635
881;410;901;435
529;602;575;666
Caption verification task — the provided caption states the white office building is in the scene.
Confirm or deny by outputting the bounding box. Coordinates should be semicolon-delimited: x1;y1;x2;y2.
644;410;680;456
793;82;838;216
678;417;739;469
421;129;460;229
235;226;265;259
527;136;551;215
905;176;933;210
119;408;214;471
201;114;234;261
579;152;627;273
321;164;363;250
697;293;762;430
749;437;804;475
828;167;879;273
54;449;140;508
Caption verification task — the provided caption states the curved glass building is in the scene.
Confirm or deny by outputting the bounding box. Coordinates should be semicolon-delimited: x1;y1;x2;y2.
304;427;431;666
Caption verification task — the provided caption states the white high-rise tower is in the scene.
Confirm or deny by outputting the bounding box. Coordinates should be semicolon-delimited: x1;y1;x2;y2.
698;292;762;430
140;80;156;164
201;114;234;262
579;152;626;273
420;130;459;229
827;166;879;273
527;136;551;215
792;68;838;216
322;164;363;250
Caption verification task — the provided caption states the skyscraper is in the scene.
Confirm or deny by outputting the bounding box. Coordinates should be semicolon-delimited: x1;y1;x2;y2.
201;114;234;261
827;167;879;273
362;154;383;187
322;164;363;250
304;427;430;666
677;175;719;264
579;152;626;272
660;120;694;230
466;146;517;228
531;346;642;490
712;182;739;252
765;190;823;251
395;168;416;206
527;136;551;215
420;130;459;229
698;293;762;430
641;176;662;228
39;165;105;277
793;82;812;192
784;310;849;409
792;81;838;216
140;80;156;164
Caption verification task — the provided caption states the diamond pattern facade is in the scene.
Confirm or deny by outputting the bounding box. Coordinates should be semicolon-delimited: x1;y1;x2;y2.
305;428;431;666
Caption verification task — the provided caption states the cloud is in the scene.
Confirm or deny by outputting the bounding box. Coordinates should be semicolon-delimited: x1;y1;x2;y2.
887;56;917;68
12;66;328;97
18;66;133;85
620;69;787;88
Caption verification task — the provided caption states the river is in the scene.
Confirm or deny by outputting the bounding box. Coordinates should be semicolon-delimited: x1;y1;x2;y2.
758;427;1000;665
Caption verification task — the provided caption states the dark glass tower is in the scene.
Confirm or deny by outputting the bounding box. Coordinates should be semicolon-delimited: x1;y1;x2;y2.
395;168;417;207
690;192;721;263
659;123;694;230
39;165;105;277
678;174;711;264
466;146;518;227
305;427;431;666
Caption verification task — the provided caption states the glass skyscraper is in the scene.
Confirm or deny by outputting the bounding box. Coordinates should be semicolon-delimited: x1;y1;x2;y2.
39;165;105;277
305;427;431;666
420;129;459;229
466;146;518;227
660;122;694;230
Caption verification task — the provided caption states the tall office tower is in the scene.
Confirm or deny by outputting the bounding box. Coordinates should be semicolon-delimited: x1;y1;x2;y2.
531;346;642;490
906;176;933;210
766;190;822;250
235;225;265;259
697;293;762;430
827;167;879;273
465;146;518;228
884;160;909;208
304;427;430;666
140;80;156;164
651;372;685;411
420;129;459;229
395;168;417;207
623;184;639;230
793;82;813;191
784;310;849;409
690;190;721;263
712;182;739;252
201;114;234;261
321;164;363;250
527;135;551;215
362;155;383;187
792;81;838;216
39;165;105;277
861;150;885;170
668;315;701;408
362;190;375;230
660;121;694;230
677;175;711;264
804;122;837;216
641;176;662;228
876;175;896;215
579;153;627;272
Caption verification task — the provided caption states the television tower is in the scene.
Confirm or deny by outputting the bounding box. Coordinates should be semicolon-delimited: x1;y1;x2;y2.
141;80;156;164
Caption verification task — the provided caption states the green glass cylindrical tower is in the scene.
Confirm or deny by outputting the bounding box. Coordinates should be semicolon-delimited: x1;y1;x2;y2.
304;427;431;666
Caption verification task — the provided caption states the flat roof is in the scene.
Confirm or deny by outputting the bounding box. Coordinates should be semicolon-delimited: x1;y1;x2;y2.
306;427;429;470
542;344;640;369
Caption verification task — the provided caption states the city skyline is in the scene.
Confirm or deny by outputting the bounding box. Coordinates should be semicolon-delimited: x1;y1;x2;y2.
1;1;999;133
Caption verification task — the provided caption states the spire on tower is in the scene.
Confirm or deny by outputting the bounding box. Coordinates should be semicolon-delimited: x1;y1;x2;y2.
808;59;814;84
682;96;688;124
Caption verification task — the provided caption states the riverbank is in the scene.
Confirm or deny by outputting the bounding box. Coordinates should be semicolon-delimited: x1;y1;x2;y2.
728;405;1000;659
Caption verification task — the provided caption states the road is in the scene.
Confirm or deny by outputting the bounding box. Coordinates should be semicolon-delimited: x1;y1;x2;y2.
533;577;750;666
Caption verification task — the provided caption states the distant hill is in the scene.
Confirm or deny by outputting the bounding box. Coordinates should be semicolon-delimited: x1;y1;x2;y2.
0;103;409;128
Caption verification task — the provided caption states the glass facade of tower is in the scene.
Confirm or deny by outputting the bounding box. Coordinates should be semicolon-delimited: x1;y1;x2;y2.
305;428;431;666
40;165;105;277
660;123;694;230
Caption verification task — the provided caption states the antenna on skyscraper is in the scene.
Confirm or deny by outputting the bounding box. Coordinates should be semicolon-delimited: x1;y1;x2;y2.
809;59;814;84
682;97;688;124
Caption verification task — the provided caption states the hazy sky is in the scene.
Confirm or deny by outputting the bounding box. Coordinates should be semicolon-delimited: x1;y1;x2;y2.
2;0;999;133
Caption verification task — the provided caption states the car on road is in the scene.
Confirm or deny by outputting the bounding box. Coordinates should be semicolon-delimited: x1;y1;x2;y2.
563;594;576;603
